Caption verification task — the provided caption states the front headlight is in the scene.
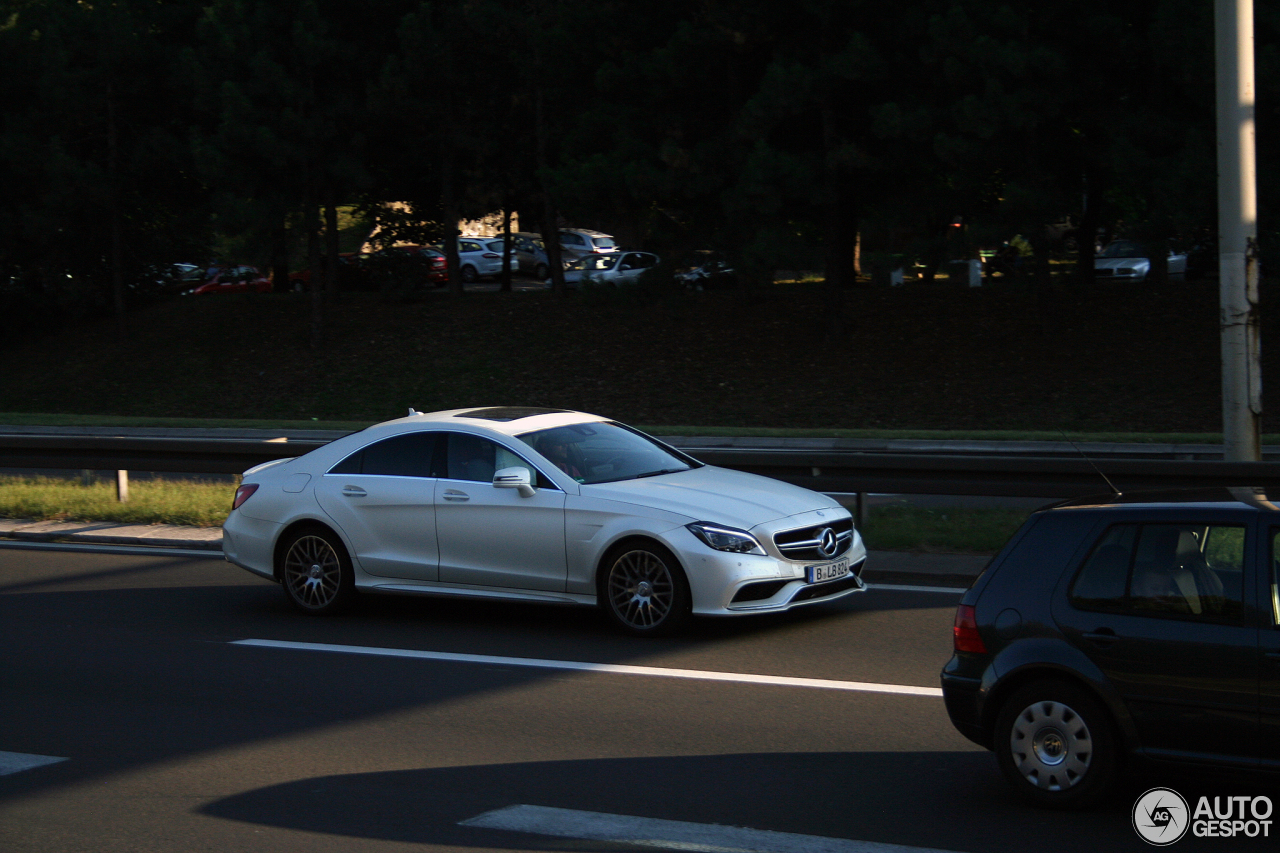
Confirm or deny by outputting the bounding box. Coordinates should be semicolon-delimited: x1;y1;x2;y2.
687;522;765;555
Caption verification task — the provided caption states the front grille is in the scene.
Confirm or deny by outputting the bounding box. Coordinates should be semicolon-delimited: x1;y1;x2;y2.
774;518;854;562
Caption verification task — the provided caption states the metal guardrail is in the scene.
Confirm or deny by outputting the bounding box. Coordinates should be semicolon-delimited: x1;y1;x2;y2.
6;433;1280;499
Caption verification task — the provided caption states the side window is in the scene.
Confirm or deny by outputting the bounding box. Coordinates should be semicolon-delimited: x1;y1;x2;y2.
1070;523;1245;624
446;433;497;482
444;433;558;489
328;432;440;478
1069;524;1136;611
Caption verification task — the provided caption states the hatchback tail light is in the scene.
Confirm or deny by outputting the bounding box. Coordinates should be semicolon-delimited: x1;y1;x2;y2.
481;252;501;259
953;604;987;654
231;483;259;511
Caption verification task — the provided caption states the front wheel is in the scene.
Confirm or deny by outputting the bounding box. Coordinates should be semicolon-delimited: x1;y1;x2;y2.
460;264;478;283
533;263;549;280
279;527;356;615
994;680;1117;809
599;542;690;636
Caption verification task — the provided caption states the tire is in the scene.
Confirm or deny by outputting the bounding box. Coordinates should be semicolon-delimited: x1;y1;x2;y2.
533;263;549;280
599;541;690;636
994;680;1117;809
460;264;478;283
279;526;356;616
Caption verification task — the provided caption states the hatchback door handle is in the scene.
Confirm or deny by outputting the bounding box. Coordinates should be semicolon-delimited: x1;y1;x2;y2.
1083;628;1119;647
342;486;367;498
442;490;470;502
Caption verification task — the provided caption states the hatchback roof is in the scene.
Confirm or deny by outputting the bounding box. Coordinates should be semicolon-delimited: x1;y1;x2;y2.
1050;487;1280;512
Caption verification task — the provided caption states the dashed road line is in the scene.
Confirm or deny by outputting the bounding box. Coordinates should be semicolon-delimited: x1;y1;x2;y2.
461;804;962;853
0;751;68;776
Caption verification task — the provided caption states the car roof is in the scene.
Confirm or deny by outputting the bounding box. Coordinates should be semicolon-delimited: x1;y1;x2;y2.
1047;487;1280;513
368;407;609;438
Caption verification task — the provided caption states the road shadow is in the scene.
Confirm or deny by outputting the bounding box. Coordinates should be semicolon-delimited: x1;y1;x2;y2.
199;751;1280;852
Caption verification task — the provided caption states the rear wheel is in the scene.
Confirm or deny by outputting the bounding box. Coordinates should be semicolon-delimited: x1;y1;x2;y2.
279;527;356;615
994;680;1117;808
599;541;690;636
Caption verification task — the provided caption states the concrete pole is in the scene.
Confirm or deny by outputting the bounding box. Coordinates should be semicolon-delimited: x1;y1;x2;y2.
1216;0;1261;461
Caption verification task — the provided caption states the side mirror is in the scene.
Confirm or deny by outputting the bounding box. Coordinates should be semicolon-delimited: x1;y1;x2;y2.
493;466;536;498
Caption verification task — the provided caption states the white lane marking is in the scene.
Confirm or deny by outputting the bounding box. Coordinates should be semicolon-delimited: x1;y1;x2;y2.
0;751;68;776
231;639;942;697
867;583;967;594
462;804;961;853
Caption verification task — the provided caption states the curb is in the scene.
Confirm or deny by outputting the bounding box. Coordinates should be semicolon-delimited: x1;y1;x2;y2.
0;518;224;550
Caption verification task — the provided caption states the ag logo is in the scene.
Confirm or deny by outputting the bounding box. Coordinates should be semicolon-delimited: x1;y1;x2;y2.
1133;787;1190;845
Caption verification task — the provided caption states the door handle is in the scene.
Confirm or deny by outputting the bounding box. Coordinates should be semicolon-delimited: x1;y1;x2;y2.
342;486;367;498
442;490;470;502
1082;627;1119;647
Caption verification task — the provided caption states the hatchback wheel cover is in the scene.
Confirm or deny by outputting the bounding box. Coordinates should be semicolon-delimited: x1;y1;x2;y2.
1008;699;1092;791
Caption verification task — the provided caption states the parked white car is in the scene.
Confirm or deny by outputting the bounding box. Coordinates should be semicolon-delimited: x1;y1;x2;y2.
1094;240;1187;281
562;251;660;287
222;407;866;635
437;237;505;283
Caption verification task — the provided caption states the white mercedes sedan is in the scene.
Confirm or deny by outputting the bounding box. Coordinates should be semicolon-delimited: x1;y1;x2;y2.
223;407;867;635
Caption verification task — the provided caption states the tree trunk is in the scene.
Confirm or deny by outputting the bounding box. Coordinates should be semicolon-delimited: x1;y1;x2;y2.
499;206;513;292
324;195;340;296
305;182;324;350
1076;171;1103;287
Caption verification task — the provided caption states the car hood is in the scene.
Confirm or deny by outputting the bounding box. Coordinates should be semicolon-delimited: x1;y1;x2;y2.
1094;257;1150;271
581;465;842;529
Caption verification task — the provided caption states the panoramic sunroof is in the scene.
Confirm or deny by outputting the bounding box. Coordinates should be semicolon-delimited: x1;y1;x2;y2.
457;407;571;422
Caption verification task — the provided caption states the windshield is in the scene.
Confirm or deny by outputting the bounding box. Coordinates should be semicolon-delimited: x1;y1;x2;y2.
1099;240;1145;259
518;422;699;484
591;236;618;250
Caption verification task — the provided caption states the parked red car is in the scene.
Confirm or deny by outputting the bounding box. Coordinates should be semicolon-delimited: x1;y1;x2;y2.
187;266;272;295
284;253;367;292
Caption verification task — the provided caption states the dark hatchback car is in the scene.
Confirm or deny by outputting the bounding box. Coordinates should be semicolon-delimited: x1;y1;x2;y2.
941;489;1280;808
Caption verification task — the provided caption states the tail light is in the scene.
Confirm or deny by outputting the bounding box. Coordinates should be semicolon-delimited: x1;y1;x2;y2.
953;604;987;654
231;483;259;511
482;252;501;259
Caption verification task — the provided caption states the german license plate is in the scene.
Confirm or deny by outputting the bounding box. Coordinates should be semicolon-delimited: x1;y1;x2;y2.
807;558;850;584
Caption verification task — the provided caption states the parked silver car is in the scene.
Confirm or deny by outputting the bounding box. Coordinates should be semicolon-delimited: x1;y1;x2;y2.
563;251;660;287
222;407;866;635
558;228;619;261
1094;240;1188;281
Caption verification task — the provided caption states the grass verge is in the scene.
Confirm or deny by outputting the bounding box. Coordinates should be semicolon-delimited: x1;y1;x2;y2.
859;504;1027;554
0;475;234;528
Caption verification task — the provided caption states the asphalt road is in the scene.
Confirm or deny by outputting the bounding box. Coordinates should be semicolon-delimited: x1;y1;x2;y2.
1;544;1274;852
